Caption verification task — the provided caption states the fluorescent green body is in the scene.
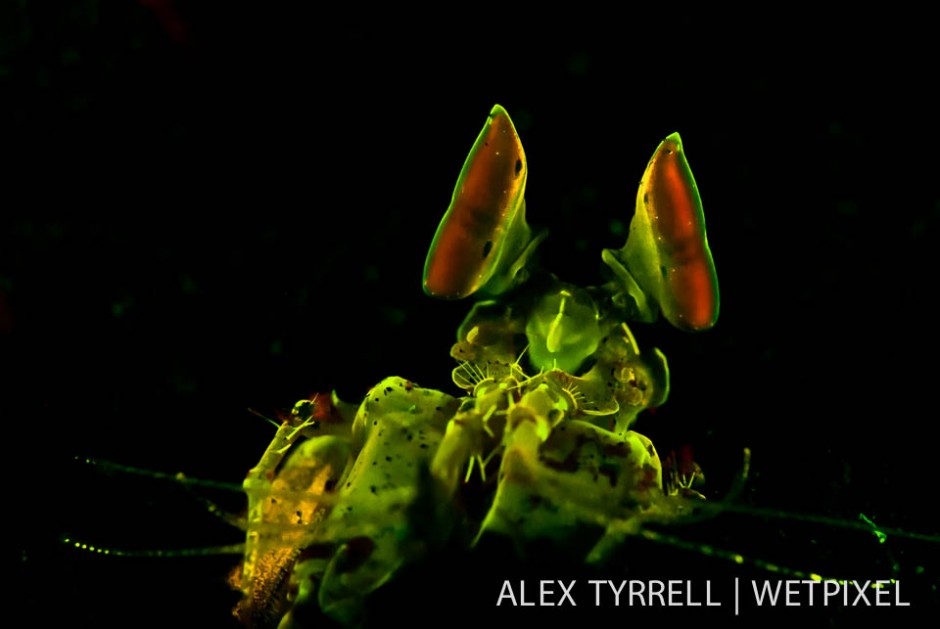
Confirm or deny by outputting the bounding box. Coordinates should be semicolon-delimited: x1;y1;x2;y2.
236;105;719;626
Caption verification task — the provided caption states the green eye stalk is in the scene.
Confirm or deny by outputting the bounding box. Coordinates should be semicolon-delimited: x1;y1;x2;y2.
233;105;719;627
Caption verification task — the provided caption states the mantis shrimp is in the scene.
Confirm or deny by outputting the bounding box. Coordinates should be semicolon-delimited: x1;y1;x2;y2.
228;104;721;627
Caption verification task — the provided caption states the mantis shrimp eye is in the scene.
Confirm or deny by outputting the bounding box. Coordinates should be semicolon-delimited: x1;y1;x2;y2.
423;104;544;300
603;133;719;331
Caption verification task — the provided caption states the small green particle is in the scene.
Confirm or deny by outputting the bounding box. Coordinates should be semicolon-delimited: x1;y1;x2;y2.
859;513;887;544
835;199;859;217
179;273;197;295
111;298;132;318
383;307;406;326
60;48;80;66
609;218;627;238
566;51;590;76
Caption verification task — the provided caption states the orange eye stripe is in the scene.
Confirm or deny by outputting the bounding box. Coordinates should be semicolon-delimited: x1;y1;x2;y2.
648;137;700;255
666;254;718;331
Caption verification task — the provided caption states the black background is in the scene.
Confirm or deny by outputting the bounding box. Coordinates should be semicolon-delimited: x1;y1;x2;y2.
5;4;939;627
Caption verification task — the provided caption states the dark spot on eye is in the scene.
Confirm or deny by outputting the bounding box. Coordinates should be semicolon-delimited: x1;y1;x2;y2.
643;192;649;205
482;240;493;259
370;485;377;494
384;386;392;394
660;265;668;278
385;456;392;462
514;158;522;176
